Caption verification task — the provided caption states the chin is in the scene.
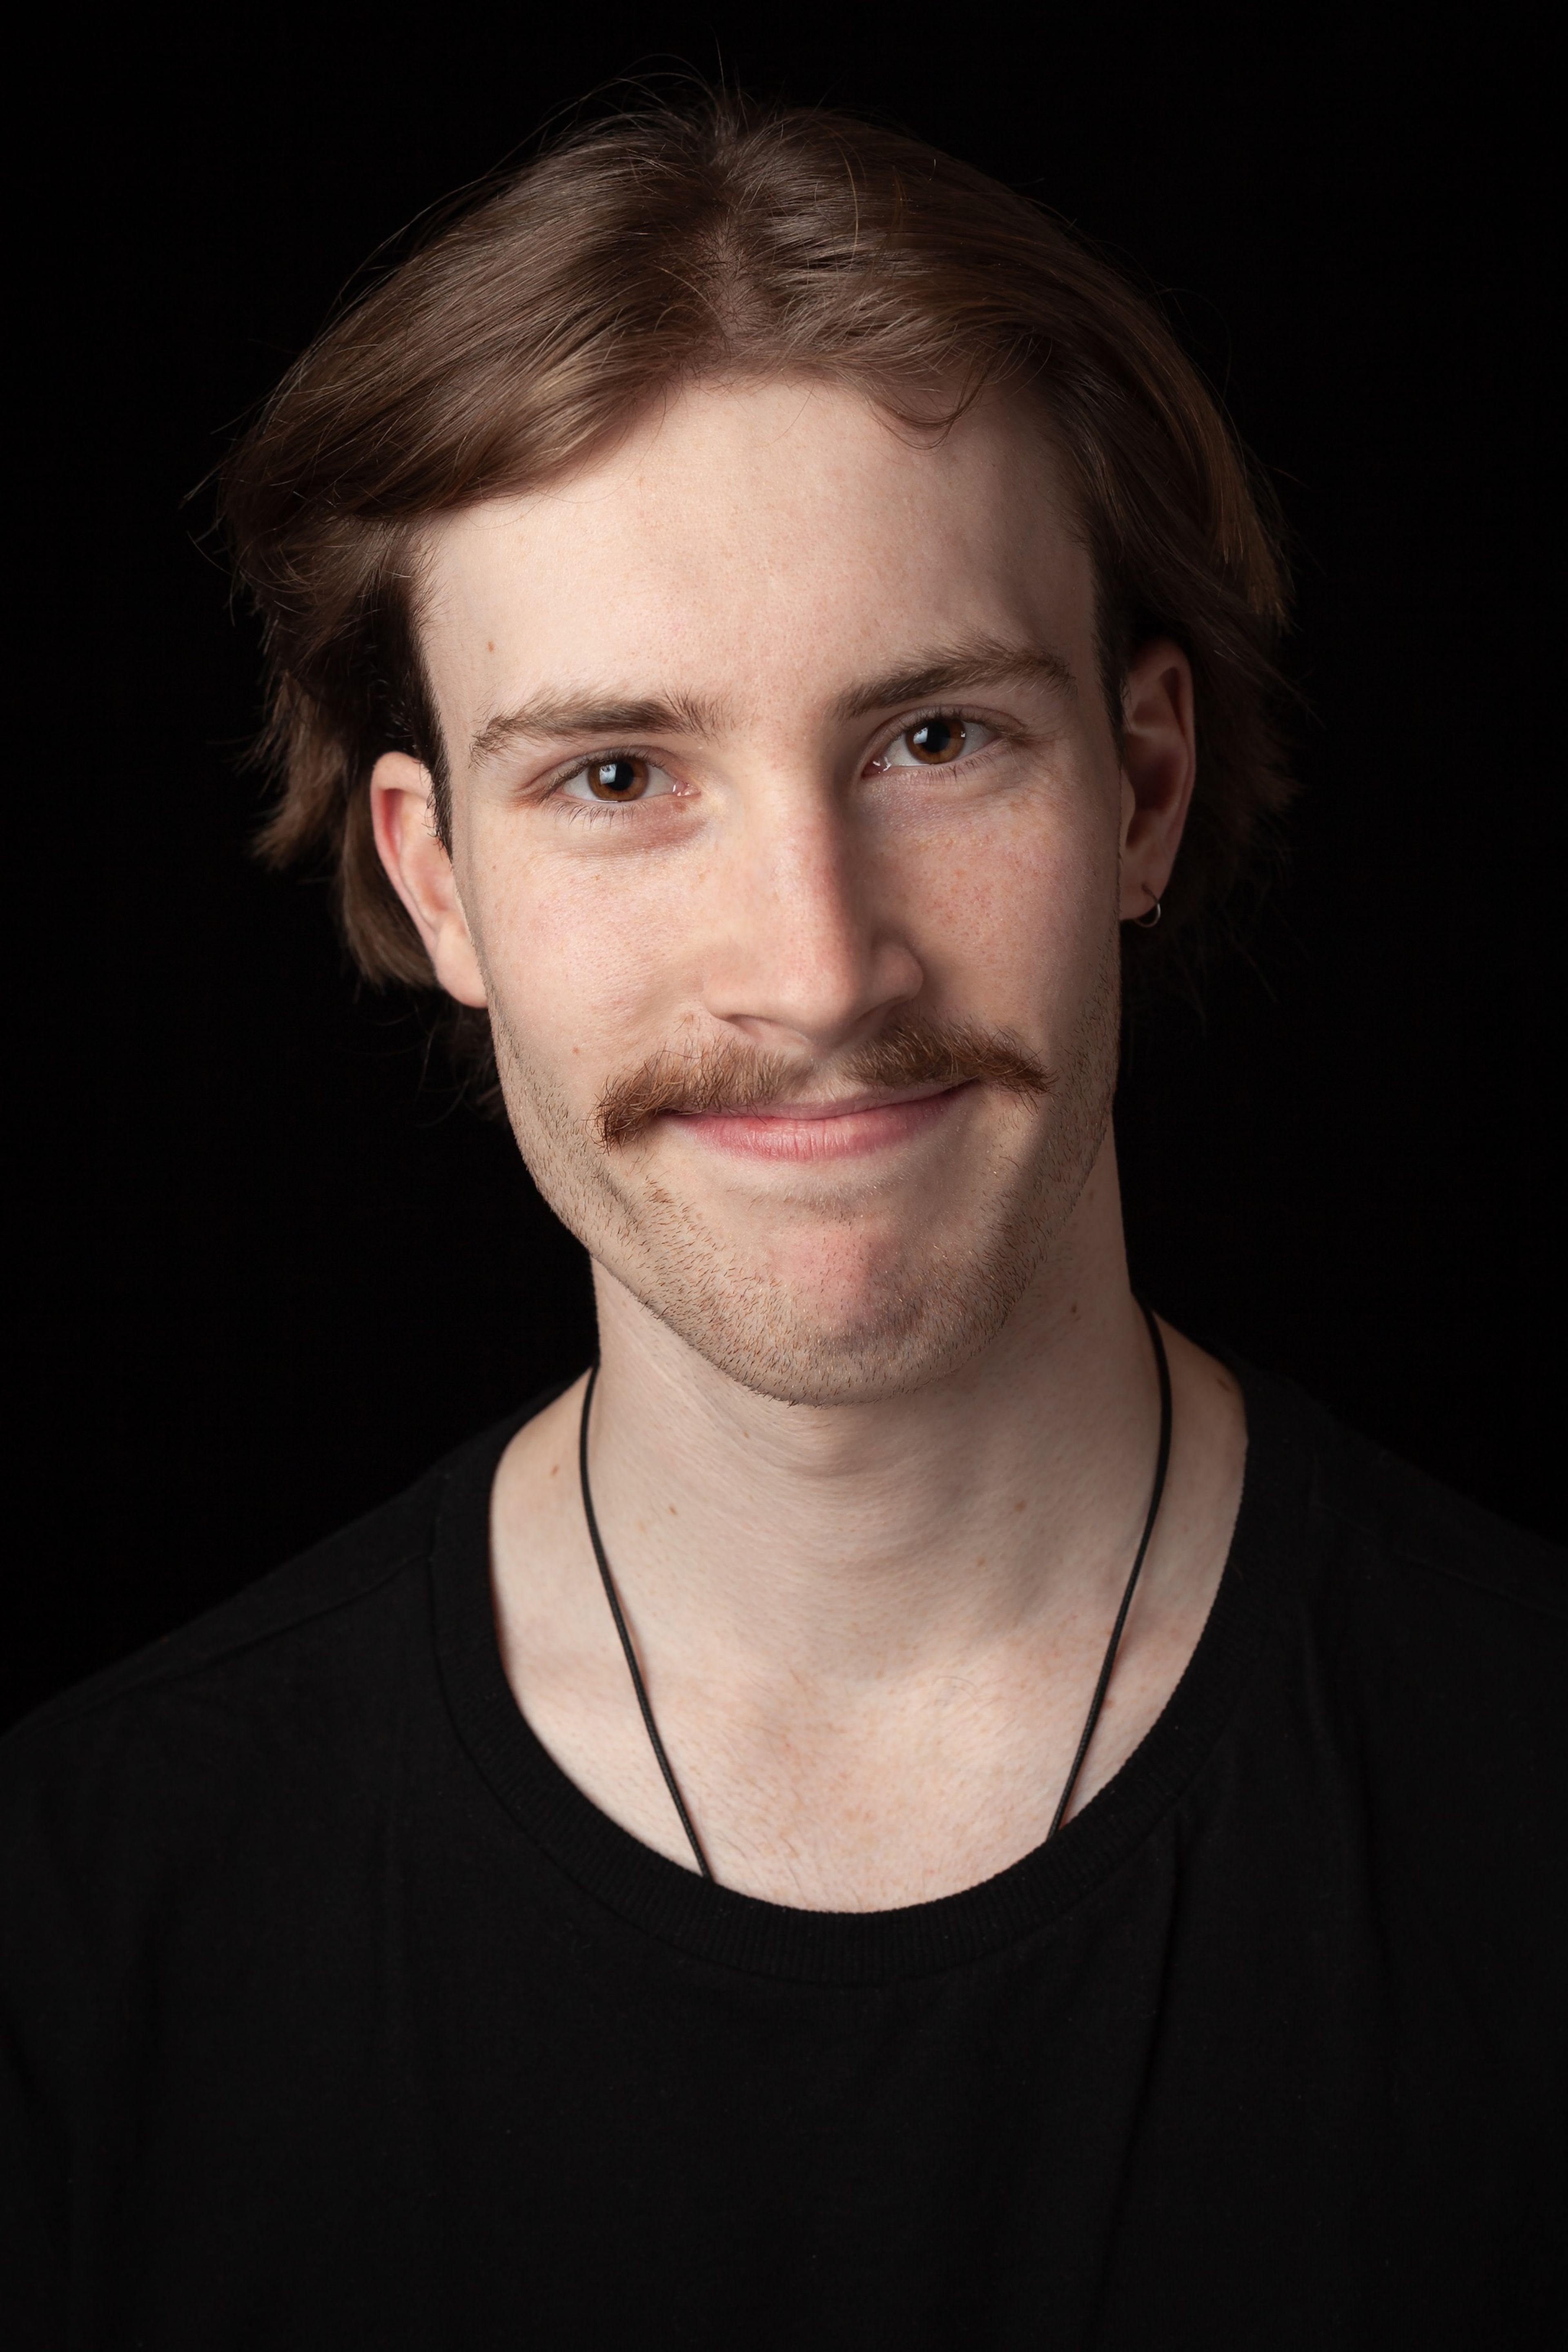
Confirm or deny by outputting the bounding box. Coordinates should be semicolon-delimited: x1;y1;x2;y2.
633;1237;1043;1408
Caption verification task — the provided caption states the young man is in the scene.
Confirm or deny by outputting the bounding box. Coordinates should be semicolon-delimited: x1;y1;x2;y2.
4;98;1563;2349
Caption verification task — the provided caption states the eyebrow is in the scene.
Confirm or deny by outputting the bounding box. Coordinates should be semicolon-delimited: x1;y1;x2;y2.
466;635;1076;769
832;637;1077;721
469;691;725;770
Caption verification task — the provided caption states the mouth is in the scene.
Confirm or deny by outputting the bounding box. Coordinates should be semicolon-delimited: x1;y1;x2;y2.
669;1079;973;1163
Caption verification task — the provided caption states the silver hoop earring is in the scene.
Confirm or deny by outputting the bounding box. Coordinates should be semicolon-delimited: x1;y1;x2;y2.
1133;896;1162;929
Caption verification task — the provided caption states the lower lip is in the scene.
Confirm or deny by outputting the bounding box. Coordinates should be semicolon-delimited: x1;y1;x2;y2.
671;1086;969;1163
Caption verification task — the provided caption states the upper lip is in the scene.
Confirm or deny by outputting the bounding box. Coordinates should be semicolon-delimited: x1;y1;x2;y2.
675;1079;964;1122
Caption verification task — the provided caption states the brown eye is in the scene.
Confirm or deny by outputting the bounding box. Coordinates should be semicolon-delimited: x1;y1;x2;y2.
587;757;650;801
906;716;967;765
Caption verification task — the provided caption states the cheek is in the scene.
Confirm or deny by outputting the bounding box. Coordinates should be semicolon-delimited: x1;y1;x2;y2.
901;790;1116;1012
461;827;683;1091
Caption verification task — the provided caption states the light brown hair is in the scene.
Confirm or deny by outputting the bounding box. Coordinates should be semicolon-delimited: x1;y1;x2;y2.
220;90;1292;1065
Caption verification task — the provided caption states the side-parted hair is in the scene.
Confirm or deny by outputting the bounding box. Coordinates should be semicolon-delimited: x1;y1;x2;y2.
219;91;1292;1033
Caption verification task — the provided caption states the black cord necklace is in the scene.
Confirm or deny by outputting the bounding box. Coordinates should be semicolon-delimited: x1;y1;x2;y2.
578;1369;715;1880
577;1300;1174;1886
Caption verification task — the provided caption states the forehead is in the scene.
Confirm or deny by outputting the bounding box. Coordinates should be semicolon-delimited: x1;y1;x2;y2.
420;380;1093;723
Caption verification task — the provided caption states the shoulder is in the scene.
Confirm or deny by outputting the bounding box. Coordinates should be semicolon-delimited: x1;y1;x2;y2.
0;1413;515;1862
5;1464;437;1768
1233;1355;1564;1618
1212;1366;1568;1993
1297;1381;1566;1625
1239;1363;1566;1791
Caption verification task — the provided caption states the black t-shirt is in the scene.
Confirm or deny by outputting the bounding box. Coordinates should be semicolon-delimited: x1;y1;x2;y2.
3;1364;1564;2350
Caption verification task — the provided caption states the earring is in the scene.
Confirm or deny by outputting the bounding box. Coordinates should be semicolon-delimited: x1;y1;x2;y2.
1133;895;1162;929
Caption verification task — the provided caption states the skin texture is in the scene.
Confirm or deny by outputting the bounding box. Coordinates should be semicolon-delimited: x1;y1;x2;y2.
373;379;1246;1909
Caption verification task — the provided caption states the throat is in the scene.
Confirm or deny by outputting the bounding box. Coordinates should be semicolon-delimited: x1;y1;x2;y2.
488;1296;1242;1912
575;1305;1172;1886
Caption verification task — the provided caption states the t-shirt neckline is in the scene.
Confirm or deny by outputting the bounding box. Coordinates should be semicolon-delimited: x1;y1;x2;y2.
431;1359;1312;1985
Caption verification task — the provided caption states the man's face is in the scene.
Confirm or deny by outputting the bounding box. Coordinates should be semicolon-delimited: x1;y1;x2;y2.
392;381;1183;1404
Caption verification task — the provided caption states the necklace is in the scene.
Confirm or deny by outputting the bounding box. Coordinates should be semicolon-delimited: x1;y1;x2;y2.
577;1301;1174;1887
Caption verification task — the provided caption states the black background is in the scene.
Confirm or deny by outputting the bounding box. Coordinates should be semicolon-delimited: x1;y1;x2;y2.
11;5;1560;1728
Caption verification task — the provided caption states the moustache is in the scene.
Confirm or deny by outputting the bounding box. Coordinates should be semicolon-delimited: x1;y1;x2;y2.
595;1018;1053;1149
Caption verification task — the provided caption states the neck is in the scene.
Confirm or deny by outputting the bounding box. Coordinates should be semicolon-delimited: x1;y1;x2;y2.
582;1138;1160;1689
491;1131;1245;1904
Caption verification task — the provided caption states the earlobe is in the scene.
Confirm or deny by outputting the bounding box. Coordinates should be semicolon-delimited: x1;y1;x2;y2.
369;750;488;1008
1117;639;1197;924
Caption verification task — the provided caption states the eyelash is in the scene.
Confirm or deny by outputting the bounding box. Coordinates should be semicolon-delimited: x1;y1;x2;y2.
547;752;670;824
869;706;1009;770
559;790;644;826
543;706;1009;820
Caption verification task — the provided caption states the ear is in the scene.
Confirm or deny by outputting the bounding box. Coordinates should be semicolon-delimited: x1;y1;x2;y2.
370;751;488;1007
1116;638;1197;923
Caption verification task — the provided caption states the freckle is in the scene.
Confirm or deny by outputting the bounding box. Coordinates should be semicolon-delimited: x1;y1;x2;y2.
550;1463;559;1477
1013;1498;1026;1513
486;640;494;651
668;1504;677;1515
975;1555;987;1568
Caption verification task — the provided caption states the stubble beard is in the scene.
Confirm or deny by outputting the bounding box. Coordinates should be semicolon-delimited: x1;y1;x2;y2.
486;927;1122;1408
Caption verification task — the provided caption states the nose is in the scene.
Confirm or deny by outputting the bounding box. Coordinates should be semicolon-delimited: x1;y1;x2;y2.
700;785;923;1058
